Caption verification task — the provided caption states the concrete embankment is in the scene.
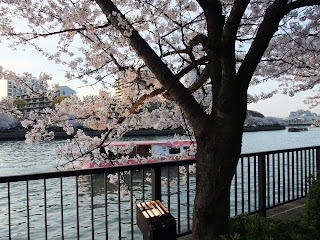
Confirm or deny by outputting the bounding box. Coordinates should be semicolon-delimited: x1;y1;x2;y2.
0;128;186;140
0;126;285;141
243;125;286;132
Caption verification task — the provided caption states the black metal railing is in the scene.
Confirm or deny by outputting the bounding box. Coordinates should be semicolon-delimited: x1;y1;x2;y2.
0;159;196;240
231;146;320;217
0;146;319;239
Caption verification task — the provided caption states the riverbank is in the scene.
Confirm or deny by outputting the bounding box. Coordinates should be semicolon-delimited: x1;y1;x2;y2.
0;128;186;140
0;125;285;140
243;125;286;132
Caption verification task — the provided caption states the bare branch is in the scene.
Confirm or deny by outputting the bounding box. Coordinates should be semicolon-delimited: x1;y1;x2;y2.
237;0;288;91
223;1;250;44
188;67;210;94
95;0;208;130
176;56;208;79
285;0;320;14
6;23;110;40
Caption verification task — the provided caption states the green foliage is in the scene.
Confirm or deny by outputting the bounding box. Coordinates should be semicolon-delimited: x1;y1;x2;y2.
13;99;28;111
304;174;320;230
51;96;70;109
219;176;320;239
219;213;319;240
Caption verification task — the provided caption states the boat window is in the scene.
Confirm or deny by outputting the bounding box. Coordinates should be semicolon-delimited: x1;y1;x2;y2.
129;145;152;158
169;147;180;154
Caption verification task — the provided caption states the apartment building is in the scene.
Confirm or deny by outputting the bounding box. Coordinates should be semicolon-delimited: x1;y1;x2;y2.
16;86;76;112
0;78;76;112
0;78;41;99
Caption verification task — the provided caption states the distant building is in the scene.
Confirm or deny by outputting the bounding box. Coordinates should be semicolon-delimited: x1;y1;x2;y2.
114;78;131;100
183;68;210;101
59;86;76;97
1;78;76;112
16;92;52;112
16;85;76;112
289;110;317;118
286;109;320;124
0;77;43;99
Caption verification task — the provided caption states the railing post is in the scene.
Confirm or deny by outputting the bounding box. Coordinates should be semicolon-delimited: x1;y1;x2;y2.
152;167;162;201
316;147;320;180
258;154;266;217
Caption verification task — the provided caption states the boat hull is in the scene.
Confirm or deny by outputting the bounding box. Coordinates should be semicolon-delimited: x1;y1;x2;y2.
288;128;308;132
81;140;197;169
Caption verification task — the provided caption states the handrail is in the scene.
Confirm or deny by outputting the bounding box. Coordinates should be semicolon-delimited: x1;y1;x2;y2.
1;145;319;182
240;145;320;157
0;159;196;183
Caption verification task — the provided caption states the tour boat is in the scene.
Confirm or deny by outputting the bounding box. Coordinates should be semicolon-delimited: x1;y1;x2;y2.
82;140;196;168
287;123;309;132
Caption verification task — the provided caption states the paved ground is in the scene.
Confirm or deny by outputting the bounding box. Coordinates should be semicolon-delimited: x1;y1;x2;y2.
266;198;306;221
178;198;307;240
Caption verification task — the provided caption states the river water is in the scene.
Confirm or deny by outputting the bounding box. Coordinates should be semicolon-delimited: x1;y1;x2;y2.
1;127;320;176
0;127;320;239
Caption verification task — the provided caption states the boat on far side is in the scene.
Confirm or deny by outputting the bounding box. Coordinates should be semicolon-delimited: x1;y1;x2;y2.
288;123;310;132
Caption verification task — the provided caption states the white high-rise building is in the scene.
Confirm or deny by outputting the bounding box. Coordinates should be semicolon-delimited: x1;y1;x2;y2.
0;78;38;99
114;78;129;100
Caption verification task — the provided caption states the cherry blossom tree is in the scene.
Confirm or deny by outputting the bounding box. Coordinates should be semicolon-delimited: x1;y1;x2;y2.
244;115;286;127
0;0;320;239
0;112;18;129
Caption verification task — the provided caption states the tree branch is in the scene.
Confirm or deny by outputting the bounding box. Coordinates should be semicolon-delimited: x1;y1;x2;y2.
128;88;165;115
222;1;250;44
196;0;224;44
95;0;208;131
6;23;110;40
188;67;210;94
176;56;208;79
164;66;210;101
237;0;289;92
285;0;320;14
238;0;320;93
162;32;207;58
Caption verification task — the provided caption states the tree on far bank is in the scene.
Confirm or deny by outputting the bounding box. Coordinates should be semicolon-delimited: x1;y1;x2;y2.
51;96;70;109
0;1;319;239
247;110;264;118
13;99;28;112
0;112;19;129
0;98;20;129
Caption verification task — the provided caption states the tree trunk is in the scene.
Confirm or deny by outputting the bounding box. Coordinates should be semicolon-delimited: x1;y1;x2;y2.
192;111;245;239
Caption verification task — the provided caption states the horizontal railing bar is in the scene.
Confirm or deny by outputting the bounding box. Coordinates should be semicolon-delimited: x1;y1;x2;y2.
241;145;320;158
0;159;197;183
1;145;319;183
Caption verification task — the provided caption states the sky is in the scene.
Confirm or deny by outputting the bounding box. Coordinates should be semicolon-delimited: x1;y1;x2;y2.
0;42;105;97
1;42;319;119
